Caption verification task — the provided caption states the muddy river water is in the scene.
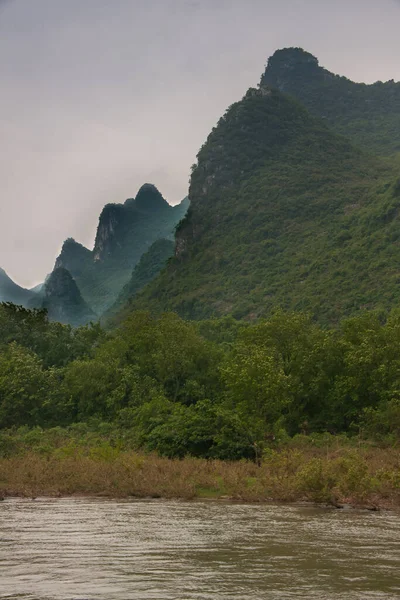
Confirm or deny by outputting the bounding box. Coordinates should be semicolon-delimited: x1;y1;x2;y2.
0;498;399;599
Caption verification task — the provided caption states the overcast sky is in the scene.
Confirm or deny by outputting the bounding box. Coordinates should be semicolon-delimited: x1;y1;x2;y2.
1;0;400;287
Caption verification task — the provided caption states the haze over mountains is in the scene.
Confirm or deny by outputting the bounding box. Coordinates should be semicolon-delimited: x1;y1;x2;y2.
1;47;400;326
41;268;96;327
0;268;37;307
0;184;188;324
54;184;188;314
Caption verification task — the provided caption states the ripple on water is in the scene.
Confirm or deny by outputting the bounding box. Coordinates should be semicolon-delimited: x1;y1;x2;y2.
0;498;400;600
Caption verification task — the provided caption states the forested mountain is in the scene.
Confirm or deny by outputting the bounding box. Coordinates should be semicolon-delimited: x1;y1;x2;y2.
105;238;175;323
0;268;37;307
130;58;399;323
54;184;188;314
41;267;95;327
260;47;400;155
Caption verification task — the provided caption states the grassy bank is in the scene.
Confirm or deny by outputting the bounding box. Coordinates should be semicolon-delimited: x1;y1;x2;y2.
1;435;399;509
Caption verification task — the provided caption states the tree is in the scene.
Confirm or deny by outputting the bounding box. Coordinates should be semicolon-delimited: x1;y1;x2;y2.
0;343;52;427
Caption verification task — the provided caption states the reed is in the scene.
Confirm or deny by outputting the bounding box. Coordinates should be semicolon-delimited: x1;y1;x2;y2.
1;445;399;509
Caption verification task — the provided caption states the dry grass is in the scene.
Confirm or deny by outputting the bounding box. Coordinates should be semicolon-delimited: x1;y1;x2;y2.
1;446;399;509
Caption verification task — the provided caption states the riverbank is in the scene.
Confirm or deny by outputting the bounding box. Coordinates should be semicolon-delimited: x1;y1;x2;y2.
1;445;399;509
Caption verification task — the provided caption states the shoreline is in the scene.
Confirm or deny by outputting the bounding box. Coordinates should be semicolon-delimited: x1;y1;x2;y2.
1;446;399;511
1;493;396;512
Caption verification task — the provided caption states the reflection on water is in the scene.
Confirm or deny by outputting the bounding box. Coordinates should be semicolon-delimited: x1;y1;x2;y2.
0;498;399;599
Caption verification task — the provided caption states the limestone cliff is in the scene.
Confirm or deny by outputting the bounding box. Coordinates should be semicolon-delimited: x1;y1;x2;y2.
53;184;189;315
42;267;95;327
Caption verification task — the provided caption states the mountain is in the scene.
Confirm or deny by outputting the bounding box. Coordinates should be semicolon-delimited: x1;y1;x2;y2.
260;47;400;155
0;268;37;307
128;62;399;324
54;185;188;314
105;238;175;323
42;267;95;327
30;282;45;294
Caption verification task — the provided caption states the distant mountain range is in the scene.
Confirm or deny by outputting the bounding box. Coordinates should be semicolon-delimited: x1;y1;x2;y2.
0;268;37;306
54;183;188;315
0;184;188;325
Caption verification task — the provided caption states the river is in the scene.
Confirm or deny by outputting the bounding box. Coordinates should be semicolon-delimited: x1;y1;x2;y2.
0;498;399;599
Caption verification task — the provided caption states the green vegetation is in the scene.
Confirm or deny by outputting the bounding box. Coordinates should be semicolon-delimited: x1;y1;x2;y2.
2;49;400;507
261;47;400;155
132;87;399;322
2;303;400;457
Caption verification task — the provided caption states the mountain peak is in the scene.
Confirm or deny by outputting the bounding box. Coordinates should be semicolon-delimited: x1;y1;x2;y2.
260;47;400;155
55;237;92;274
138;183;160;194
266;47;319;68
260;48;325;92
43;267;95;326
127;183;169;213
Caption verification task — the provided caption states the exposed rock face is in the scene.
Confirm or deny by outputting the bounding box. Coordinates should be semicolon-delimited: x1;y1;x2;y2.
93;184;172;262
42;267;95;327
93;204;126;262
55;238;92;274
0;268;38;307
53;184;189;315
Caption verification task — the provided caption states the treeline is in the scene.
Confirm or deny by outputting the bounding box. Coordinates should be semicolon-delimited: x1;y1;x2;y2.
0;302;399;460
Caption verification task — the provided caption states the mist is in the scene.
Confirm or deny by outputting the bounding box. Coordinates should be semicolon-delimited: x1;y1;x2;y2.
1;0;400;287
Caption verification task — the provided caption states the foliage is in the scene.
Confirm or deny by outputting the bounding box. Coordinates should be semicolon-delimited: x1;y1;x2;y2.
260;47;400;156
131;84;399;323
2;303;400;461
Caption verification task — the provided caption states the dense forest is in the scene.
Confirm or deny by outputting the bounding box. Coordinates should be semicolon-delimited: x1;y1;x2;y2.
1;302;399;462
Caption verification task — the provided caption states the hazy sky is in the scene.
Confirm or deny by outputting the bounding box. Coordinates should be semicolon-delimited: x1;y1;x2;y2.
1;0;400;287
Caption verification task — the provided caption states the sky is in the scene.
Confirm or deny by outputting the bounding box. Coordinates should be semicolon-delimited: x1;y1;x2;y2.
1;0;400;288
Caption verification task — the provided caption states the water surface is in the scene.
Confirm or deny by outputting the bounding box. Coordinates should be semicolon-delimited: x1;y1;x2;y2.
0;498;399;599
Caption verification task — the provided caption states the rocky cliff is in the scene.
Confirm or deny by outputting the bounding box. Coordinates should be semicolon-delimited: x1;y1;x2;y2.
53;184;189;315
42;267;95;327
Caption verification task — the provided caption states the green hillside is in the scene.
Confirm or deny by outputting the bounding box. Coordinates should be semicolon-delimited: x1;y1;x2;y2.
260;47;400;155
130;84;399;323
105;238;175;323
54;185;188;314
